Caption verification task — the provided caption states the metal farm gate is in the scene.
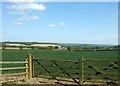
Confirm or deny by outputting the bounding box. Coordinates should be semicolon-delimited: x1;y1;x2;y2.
27;54;119;85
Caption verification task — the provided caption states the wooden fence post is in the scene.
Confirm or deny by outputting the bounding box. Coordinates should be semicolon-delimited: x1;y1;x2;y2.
32;55;34;77
28;54;33;79
25;59;28;78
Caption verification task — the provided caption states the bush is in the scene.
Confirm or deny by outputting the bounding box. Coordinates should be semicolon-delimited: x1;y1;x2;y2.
48;46;53;50
31;46;35;50
67;46;75;51
54;46;59;49
19;46;23;50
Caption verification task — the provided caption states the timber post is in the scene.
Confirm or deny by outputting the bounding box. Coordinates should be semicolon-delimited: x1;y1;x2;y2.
28;54;33;79
25;59;28;78
32;55;34;77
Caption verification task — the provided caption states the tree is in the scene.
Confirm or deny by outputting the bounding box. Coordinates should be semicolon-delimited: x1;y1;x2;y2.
2;43;6;50
67;46;75;51
19;45;23;50
54;46;59;49
48;46;53;50
31;46;35;50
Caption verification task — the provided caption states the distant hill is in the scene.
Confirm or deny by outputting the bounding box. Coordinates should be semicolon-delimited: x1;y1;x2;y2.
59;43;114;47
2;42;59;45
1;42;116;48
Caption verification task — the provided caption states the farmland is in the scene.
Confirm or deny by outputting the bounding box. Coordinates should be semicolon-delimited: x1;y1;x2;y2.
1;49;119;84
2;49;118;61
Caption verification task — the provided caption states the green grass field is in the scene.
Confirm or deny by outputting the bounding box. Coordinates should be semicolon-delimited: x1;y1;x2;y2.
1;49;118;74
2;50;118;61
1;50;119;83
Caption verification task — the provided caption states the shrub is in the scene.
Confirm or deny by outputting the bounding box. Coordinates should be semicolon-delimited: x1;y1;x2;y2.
67;46;75;51
48;46;53;50
19;46;23;50
54;46;59;49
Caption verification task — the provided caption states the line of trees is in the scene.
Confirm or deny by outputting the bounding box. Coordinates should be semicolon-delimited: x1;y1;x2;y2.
66;45;119;51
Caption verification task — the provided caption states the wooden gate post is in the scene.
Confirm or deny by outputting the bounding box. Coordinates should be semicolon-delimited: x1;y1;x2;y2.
28;54;33;79
32;55;34;77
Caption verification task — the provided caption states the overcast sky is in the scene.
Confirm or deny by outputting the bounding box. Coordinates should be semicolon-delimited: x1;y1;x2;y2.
1;1;118;45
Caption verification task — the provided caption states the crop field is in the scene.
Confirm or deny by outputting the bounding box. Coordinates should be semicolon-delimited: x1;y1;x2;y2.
1;49;118;73
2;50;118;61
1;50;119;84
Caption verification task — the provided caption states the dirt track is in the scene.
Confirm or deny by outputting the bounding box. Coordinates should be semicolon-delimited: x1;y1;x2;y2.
14;77;78;85
1;77;116;86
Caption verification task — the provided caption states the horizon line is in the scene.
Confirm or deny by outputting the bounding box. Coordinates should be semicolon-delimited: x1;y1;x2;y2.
0;41;117;45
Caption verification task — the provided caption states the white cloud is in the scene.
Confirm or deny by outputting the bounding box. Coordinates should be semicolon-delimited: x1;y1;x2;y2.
27;15;39;20
8;3;46;11
15;15;39;25
7;2;46;25
49;24;57;27
15;16;25;24
16;17;24;21
49;22;67;28
30;3;46;10
59;22;66;26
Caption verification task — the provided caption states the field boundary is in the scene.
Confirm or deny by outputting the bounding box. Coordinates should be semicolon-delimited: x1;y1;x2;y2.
0;54;120;85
